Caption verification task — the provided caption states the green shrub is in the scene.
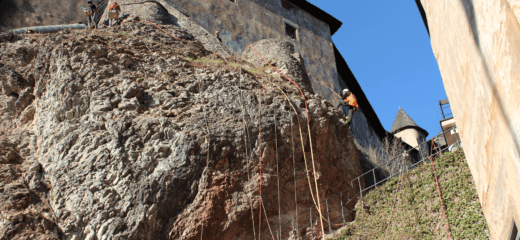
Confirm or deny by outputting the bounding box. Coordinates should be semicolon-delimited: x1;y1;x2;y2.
336;150;489;239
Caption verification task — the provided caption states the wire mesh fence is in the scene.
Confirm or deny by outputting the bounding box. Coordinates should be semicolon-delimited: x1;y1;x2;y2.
262;127;461;240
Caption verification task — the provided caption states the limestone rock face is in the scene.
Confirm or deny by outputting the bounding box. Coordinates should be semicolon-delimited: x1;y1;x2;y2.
418;0;520;238
0;137;61;240
116;2;175;25
0;21;362;240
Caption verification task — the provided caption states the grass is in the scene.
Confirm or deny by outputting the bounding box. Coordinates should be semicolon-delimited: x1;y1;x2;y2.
245;65;271;76
181;56;224;65
227;62;242;68
336;150;489;239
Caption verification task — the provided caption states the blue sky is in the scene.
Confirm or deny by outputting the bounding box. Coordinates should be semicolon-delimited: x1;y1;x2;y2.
307;0;448;138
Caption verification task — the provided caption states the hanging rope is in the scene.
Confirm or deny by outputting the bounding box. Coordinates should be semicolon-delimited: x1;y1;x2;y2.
257;90;263;240
430;140;452;239
291;116;299;238
235;85;257;240
263;77;335;231
247;47;325;239
274;117;282;240
261;197;276;238
200;103;211;240
263;79;316;202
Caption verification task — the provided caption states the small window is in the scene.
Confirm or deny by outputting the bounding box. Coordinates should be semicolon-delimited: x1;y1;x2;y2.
285;22;297;40
229;0;236;4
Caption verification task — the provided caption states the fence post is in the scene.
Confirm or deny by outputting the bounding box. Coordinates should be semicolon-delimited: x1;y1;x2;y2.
455;128;460;146
372;169;377;188
326;199;332;233
310;207;314;240
358;177;363;198
340;192;346;225
419;146;425;163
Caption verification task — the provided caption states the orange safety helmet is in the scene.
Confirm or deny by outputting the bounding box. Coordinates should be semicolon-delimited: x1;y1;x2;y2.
109;2;121;11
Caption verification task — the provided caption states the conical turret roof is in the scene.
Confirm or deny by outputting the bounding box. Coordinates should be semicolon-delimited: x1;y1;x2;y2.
390;107;428;137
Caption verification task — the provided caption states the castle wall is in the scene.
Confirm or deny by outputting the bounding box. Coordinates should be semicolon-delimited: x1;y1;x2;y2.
394;128;422;149
418;0;520;238
158;0;342;102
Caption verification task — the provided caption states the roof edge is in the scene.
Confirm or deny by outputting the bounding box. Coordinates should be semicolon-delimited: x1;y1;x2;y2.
414;0;430;36
287;0;343;35
391;125;429;138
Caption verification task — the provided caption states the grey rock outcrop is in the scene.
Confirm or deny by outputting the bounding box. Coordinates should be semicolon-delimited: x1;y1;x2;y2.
242;38;314;94
0;20;362;240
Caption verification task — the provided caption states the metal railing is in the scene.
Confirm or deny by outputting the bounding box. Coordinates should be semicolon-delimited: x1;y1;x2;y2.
262;127;461;240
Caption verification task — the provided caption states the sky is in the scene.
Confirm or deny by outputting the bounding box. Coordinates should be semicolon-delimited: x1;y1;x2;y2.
307;0;448;138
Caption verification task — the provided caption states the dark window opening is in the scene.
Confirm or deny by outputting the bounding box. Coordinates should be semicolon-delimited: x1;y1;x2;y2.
511;221;519;240
285;22;297;40
281;0;294;10
229;0;236;3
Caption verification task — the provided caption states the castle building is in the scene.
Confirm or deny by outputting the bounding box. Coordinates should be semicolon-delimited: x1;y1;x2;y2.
390;107;428;152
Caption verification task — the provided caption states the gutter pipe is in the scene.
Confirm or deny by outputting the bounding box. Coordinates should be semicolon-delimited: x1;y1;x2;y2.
10;24;87;34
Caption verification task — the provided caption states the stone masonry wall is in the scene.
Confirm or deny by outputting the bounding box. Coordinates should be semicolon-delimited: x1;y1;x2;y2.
419;0;520;238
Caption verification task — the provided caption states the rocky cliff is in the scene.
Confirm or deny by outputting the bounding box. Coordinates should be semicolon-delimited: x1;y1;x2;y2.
0;17;362;240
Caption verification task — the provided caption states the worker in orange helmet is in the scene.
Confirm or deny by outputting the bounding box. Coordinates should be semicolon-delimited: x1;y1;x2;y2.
108;2;122;27
336;88;358;126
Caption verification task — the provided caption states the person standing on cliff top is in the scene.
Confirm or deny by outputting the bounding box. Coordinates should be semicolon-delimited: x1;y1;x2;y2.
86;0;98;29
108;2;122;27
336;88;358;125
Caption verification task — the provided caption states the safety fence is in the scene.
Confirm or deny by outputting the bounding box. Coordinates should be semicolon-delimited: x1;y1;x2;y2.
263;127;461;240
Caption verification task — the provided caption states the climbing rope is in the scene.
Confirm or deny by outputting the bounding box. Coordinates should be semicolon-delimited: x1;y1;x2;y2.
200;101;212;240
274;118;282;240
235;85;257;240
263;77;335;233
239;69;330;237
291;116;299;238
261;197;276;238
234;73;278;239
258;90;263;240
246;47;326;237
430;140;452;239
